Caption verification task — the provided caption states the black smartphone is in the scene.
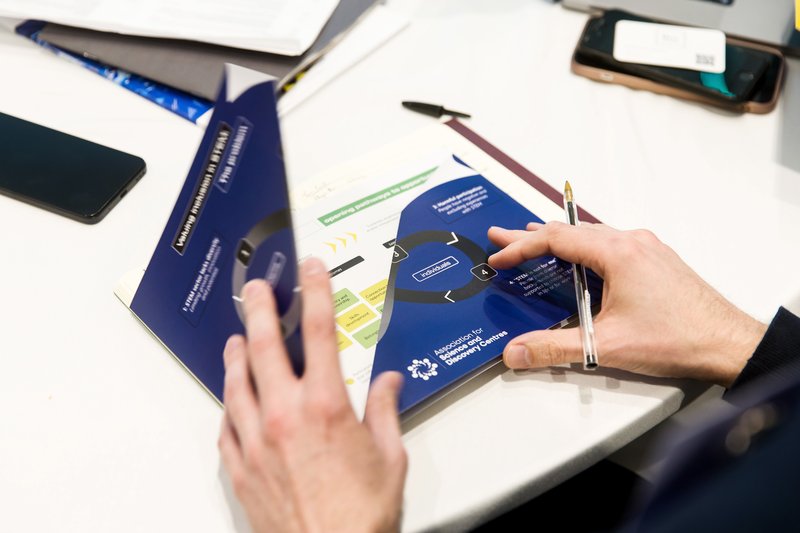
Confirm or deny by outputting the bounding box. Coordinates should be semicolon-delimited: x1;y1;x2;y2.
577;9;771;105
0;112;146;224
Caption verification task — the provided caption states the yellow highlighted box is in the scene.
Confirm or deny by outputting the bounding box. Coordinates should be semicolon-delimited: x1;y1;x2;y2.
360;279;388;307
353;321;380;349
336;303;376;333
333;288;358;314
336;330;352;351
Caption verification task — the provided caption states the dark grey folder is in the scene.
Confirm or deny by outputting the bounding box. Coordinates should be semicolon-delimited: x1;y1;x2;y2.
38;0;378;101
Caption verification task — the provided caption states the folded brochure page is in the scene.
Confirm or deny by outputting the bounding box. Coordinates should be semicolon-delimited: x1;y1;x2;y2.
129;65;304;402
125;65;602;417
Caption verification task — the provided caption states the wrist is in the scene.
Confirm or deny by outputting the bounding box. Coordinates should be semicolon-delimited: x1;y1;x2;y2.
711;310;768;388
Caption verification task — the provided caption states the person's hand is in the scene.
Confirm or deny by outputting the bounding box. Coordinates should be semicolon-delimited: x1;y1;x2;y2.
488;222;767;387
218;258;407;533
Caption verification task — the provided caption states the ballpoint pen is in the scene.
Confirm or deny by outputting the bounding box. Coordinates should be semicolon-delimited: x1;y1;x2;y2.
564;181;599;370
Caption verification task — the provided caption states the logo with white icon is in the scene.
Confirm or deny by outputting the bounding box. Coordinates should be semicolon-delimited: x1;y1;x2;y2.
407;358;439;380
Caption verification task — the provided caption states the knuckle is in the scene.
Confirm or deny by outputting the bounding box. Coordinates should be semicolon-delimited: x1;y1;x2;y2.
545;221;573;252
247;332;279;359
536;341;565;367
631;228;660;245
261;409;291;442
229;468;249;497
304;307;336;338
307;391;350;422
544;220;567;237
612;234;642;262
391;446;409;473
241;435;264;467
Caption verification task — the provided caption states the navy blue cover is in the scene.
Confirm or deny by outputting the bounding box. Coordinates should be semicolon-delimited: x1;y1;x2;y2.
372;172;602;413
131;69;301;402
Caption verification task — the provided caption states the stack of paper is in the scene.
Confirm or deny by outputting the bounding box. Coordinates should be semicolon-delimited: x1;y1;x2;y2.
9;0;407;124
0;0;341;56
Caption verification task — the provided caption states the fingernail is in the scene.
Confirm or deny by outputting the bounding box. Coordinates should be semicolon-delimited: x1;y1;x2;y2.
390;371;405;392
243;279;264;299
222;335;241;367
505;345;530;368
302;257;325;275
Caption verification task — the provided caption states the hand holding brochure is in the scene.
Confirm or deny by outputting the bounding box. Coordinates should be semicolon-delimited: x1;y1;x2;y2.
119;65;602;415
128;65;302;400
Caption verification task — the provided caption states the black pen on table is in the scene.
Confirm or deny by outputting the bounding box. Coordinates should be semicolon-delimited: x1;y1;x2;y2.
564;181;599;370
402;101;471;119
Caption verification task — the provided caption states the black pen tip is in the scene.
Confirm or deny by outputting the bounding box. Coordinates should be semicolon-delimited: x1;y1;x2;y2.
402;101;471;119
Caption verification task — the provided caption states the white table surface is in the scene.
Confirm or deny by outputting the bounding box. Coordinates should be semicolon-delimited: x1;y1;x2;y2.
2;1;799;531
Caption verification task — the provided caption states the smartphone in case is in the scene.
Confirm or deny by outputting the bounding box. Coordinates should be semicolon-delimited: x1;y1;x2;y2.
0;112;146;223
572;9;785;113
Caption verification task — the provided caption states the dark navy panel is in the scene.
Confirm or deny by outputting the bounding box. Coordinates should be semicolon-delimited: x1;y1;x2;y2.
131;72;301;401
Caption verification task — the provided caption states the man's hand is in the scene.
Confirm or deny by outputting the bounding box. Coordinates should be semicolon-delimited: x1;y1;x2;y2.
488;222;767;387
218;258;407;533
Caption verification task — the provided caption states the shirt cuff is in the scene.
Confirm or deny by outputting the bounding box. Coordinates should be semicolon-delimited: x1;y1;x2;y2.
728;307;800;394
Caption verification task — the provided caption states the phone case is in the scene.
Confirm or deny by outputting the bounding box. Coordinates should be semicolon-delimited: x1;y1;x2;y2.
571;20;786;114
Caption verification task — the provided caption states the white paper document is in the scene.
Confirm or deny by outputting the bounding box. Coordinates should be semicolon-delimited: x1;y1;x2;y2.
0;0;340;56
613;20;726;74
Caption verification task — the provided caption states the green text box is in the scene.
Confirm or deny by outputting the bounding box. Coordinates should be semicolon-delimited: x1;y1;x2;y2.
317;167;437;226
353;321;380;349
333;288;358;314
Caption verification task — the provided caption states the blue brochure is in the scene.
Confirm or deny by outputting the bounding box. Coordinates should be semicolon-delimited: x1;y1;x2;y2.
16;21;213;124
371;172;602;413
130;65;301;401
126;76;601;413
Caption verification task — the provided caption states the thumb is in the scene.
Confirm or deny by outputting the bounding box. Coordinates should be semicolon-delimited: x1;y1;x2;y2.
364;371;405;459
503;327;584;369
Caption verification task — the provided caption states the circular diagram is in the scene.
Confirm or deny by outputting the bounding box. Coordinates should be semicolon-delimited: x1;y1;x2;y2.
231;208;301;336
391;230;497;304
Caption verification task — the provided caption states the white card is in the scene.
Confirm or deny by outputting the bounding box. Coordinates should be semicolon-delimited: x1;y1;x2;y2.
613;20;726;74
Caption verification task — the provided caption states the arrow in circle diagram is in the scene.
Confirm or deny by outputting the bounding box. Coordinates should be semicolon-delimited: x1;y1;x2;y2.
446;232;459;245
444;290;455;303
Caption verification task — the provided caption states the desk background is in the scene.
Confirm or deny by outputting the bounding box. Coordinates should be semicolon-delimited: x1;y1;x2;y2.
1;1;799;531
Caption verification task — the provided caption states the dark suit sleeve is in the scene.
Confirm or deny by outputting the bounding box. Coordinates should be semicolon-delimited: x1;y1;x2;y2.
623;309;800;533
727;307;800;394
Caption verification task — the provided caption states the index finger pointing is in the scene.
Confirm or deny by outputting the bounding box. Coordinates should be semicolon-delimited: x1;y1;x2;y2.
488;221;609;276
487;226;535;248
